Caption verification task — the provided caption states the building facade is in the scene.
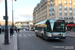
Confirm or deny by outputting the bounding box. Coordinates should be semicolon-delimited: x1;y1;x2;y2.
33;0;75;24
15;21;33;30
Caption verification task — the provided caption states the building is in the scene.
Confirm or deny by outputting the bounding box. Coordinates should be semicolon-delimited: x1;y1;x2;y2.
0;20;14;30
0;20;13;26
33;0;75;24
15;21;33;30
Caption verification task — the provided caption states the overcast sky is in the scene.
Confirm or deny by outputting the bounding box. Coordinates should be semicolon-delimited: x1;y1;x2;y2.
0;0;40;22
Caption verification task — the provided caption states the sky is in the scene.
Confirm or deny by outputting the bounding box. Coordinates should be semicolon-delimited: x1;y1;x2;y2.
0;0;40;22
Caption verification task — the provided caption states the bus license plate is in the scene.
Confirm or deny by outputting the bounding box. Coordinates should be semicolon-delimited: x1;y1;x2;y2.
55;38;59;39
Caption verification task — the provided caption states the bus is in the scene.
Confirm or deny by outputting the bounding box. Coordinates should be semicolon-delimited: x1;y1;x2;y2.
35;19;66;40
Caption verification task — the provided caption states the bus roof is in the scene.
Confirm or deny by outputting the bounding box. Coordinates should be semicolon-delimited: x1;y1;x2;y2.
35;19;65;25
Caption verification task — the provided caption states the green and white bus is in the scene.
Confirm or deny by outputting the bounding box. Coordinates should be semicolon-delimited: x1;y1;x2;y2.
35;19;66;40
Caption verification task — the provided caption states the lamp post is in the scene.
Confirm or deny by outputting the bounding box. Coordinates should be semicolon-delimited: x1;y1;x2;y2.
12;0;17;27
4;0;9;44
12;0;14;27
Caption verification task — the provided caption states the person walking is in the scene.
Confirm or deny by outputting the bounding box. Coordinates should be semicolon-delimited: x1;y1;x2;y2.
0;28;1;34
10;27;14;37
18;28;20;32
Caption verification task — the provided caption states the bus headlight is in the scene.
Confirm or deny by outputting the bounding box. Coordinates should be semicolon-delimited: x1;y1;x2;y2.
46;32;52;37
63;34;66;37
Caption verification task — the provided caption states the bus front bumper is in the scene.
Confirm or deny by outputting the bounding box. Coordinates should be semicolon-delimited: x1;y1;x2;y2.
47;36;66;39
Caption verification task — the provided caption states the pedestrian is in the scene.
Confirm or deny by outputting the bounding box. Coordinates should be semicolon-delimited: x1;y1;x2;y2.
10;27;14;37
15;27;17;32
16;29;17;32
0;28;1;34
18;28;20;32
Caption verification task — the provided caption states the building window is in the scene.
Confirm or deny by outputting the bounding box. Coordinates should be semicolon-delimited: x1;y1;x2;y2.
64;1;67;4
53;16;54;18
65;20;68;22
49;0;52;1
69;6;72;9
59;16;63;19
52;7;54;10
70;10;72;14
49;7;51;10
69;15;73;19
69;1;72;4
52;2;54;5
49;12;51;15
64;6;67;9
59;11;62;14
64;15;68;19
41;0;45;3
70;20;73;22
64;11;67;14
49;3;51;6
59;6;62;9
52;11;54;14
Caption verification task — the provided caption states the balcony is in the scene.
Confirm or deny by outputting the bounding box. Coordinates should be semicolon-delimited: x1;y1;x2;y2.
64;17;68;19
69;17;73;19
59;17;63;19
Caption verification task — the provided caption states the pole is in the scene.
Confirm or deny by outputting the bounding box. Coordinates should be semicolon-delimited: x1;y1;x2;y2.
4;0;9;44
12;0;14;27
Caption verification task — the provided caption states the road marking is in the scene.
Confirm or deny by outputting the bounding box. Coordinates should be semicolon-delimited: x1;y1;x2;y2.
28;34;31;37
19;34;22;37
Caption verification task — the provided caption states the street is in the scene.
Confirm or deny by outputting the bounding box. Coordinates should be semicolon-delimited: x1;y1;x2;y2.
17;30;75;50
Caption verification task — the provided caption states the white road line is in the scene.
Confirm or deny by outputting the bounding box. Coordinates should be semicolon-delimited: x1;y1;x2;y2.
28;34;31;37
19;34;22;37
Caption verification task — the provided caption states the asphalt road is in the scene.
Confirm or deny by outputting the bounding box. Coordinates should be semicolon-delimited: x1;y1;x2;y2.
17;30;75;50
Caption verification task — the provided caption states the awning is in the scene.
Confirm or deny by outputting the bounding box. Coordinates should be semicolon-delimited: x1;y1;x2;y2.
67;24;75;26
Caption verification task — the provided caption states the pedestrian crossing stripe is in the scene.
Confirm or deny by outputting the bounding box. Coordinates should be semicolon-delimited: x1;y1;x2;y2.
28;34;31;36
18;34;35;37
19;34;22;37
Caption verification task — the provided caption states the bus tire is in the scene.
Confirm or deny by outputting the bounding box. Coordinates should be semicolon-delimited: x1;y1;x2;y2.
41;34;44;39
43;35;48;40
35;32;38;36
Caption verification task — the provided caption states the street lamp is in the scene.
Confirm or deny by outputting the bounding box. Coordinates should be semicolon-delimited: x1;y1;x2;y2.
4;0;9;44
4;0;17;44
12;0;17;27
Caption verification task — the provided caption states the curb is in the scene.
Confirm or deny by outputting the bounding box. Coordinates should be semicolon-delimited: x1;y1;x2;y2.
14;32;18;50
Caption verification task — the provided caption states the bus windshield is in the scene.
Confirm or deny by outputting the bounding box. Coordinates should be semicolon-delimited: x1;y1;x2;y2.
53;22;65;32
47;20;65;32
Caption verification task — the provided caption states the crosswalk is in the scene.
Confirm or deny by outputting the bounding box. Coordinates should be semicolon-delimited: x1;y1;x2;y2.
20;30;33;32
18;34;35;37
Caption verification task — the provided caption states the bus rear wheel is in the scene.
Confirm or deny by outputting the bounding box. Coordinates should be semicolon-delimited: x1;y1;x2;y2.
43;35;48;40
35;32;38;36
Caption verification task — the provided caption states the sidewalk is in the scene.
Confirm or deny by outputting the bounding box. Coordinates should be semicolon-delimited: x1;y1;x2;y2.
0;31;17;50
66;31;75;38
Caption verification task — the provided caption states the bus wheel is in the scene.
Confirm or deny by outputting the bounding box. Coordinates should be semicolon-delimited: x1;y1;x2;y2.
35;32;38;36
36;34;38;36
41;34;44;39
43;36;48;40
